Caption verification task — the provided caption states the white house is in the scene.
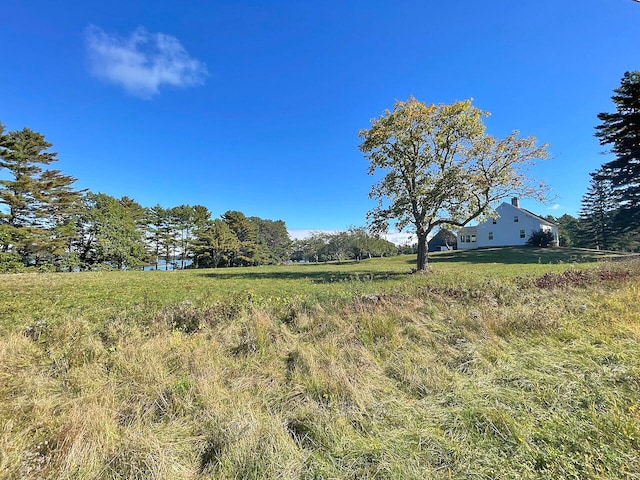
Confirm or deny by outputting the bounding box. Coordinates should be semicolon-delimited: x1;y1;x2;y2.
457;198;559;250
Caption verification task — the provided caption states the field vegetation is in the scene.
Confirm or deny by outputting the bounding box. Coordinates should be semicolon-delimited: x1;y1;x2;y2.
1;247;639;479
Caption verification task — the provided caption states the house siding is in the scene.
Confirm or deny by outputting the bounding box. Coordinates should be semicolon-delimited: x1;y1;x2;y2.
457;202;559;250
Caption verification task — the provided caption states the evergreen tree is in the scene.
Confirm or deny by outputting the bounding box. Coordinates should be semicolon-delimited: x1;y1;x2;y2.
190;205;212;268
222;210;257;266
145;204;168;270
121;196;147;231
250;217;291;264
0;124;82;268
160;209;179;269
579;171;618;250
595;71;640;231
192;218;239;268
171;205;198;269
552;214;583;247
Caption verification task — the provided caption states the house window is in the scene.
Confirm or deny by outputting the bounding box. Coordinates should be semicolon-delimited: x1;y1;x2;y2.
520;229;525;239
466;235;471;243
492;218;497;224
489;232;493;240
471;234;476;243
460;235;465;243
514;215;519;223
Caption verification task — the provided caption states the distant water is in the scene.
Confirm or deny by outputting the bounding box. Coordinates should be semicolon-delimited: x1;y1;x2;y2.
143;259;193;271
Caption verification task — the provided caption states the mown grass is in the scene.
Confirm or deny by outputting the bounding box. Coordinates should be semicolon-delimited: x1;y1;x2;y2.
1;248;639;479
0;247;619;330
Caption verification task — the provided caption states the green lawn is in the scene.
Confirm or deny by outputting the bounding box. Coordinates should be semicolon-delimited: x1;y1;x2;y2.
0;247;624;330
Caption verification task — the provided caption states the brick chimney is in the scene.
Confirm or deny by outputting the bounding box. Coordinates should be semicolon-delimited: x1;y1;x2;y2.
511;197;520;208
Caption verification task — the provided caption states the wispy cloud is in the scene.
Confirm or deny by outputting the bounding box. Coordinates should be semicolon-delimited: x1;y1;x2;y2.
85;25;208;99
548;204;561;211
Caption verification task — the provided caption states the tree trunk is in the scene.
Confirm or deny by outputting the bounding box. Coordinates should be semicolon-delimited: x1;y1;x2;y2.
416;233;428;271
181;230;186;269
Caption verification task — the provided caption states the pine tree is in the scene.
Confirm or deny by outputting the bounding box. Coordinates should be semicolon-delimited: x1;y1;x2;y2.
189;205;212;268
192;218;239;268
145;205;167;270
171;205;196;269
222;210;257;266
579;171;618;250
0;125;82;267
595;71;640;231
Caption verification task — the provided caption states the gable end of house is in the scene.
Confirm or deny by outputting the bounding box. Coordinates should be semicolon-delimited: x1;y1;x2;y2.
457;201;559;250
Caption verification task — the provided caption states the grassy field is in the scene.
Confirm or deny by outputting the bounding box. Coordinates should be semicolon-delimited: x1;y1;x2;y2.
1;247;639;479
0;247;621;330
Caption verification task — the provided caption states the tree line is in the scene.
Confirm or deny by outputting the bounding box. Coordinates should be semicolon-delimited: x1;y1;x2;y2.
4;71;635;272
0;123;397;272
568;71;640;252
290;228;397;263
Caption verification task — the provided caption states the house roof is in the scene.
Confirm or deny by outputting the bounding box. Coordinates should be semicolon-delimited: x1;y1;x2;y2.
458;201;557;231
513;205;557;226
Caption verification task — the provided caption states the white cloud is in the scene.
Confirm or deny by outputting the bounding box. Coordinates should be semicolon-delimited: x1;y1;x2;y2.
85;25;208;99
548;204;561;211
384;230;416;246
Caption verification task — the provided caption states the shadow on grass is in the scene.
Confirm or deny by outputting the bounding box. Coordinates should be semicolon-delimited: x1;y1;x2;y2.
196;265;410;284
192;248;629;283
427;246;623;264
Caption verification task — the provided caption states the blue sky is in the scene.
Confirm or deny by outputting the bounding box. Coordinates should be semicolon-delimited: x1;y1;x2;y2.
2;0;639;240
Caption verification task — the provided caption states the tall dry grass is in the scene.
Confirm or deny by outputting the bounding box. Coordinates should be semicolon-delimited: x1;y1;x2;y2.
1;259;639;478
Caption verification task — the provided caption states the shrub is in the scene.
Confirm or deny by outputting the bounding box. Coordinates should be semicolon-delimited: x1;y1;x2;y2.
0;252;25;273
526;229;555;247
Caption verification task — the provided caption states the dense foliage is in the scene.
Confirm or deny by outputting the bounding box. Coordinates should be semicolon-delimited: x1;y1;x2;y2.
0;123;297;272
534;72;640;253
525;229;556;248
4;71;638;273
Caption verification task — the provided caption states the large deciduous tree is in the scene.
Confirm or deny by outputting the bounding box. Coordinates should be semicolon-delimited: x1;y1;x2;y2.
291;233;327;263
359;97;549;271
595;71;640;232
77;193;147;269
